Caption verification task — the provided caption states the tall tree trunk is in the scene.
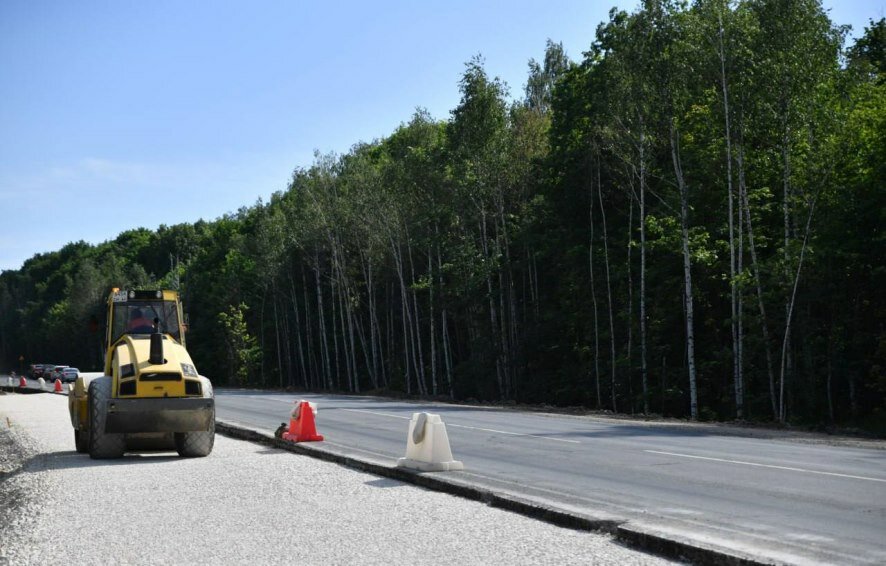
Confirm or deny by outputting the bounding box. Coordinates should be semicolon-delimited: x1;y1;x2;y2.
526;249;538;321
508;252;520;391
639;118;649;415
479;214;504;398
626;194;634;413
354;312;375;390
280;299;293;386
738;144;777;419
494;219;511;399
331;270;342;390
497;199;519;398
344;265;357;391
589;171;602;409
314;253;332;390
781;120;793;419
671;119;698;421
428;246;438;396
779;190;819;423
259;290;266;386
849;375;859;416
737;167;745;420
531;250;540;319
359;251;381;389
387;282;397;391
437;242;454;397
273;288;283;388
719;13;743;419
334;253;358;393
598;163;617;413
407;238;427;396
346;299;359;392
826;338;834;424
290;272;308;388
302;265;317;389
375;258;388;387
391;239;412;395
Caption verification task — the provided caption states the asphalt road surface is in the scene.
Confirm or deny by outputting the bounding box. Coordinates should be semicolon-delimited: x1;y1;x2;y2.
215;389;886;565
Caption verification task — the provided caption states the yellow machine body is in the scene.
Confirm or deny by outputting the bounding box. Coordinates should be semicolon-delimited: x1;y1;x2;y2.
69;289;214;446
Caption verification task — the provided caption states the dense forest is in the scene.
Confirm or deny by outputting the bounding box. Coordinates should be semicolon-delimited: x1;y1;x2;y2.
1;1;884;432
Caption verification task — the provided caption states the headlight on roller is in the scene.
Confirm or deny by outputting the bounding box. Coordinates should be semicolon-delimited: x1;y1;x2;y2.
180;363;198;377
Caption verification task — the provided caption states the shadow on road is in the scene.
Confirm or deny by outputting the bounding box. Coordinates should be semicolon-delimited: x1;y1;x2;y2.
20;450;187;474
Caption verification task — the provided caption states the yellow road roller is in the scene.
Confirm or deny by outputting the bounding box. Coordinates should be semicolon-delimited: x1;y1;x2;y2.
69;289;215;458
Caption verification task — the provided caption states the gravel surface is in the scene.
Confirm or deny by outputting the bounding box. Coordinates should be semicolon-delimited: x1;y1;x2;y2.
0;392;674;565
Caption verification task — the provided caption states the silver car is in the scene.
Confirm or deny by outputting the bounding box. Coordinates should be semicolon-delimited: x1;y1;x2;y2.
61;367;80;383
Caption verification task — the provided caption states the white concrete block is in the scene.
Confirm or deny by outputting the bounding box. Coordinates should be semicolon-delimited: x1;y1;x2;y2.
397;412;464;472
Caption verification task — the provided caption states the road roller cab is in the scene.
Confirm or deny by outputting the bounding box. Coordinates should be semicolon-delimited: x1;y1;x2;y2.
68;289;215;459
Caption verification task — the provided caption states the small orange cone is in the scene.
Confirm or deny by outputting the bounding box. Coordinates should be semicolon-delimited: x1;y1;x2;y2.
19;376;27;388
54;378;63;393
281;400;324;442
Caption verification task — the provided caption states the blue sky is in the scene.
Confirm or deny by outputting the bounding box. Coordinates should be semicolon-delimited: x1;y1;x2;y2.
1;1;882;272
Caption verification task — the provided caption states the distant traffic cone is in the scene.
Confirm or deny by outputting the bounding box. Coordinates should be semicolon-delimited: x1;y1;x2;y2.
54;378;63;393
281;400;324;442
19;376;27;388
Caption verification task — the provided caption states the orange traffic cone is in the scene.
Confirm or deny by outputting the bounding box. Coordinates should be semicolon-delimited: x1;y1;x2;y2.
281;400;324;442
54;378;63;393
19;376;27;388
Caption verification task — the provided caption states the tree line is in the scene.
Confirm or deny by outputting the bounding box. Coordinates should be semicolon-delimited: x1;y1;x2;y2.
2;1;883;432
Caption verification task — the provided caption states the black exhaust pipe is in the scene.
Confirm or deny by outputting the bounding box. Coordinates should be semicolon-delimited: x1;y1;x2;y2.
149;319;164;365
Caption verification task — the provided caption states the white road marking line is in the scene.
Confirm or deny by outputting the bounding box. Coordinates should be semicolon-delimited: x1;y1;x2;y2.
447;423;581;444
244;395;314;404
237;395;287;402
341;408;580;444
645;450;886;483
341;408;410;420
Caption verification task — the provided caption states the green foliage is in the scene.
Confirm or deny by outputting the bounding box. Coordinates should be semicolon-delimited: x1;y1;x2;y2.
847;18;886;80
217;303;261;386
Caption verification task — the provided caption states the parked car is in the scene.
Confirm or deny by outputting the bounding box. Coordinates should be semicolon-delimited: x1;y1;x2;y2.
42;364;58;379
48;366;68;382
29;364;46;378
61;367;80;383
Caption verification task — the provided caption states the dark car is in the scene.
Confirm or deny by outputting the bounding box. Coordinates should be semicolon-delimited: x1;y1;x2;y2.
29;364;46;378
